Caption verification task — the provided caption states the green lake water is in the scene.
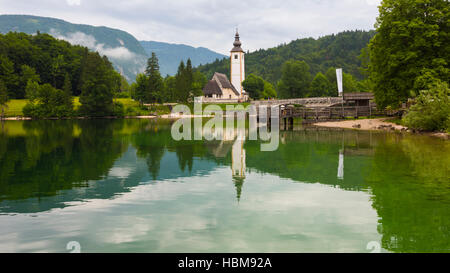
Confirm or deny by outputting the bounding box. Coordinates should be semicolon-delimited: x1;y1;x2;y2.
0;119;449;253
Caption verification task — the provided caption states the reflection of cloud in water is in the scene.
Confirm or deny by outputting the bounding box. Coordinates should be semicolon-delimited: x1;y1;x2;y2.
0;167;382;252
108;167;134;179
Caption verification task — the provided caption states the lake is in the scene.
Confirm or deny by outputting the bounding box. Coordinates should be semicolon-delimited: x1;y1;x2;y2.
0;119;449;253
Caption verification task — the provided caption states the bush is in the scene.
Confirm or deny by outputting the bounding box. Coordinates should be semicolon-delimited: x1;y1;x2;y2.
403;81;450;132
114;91;130;98
23;84;74;118
112;101;125;117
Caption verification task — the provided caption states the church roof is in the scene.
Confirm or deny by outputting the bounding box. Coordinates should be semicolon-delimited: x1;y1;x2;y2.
203;80;222;95
202;73;240;96
231;30;244;52
214;73;240;96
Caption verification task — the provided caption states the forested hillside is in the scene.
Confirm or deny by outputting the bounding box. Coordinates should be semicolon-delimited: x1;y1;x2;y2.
0;32;128;117
197;30;375;84
140;41;226;76
0;32;123;98
0;15;147;82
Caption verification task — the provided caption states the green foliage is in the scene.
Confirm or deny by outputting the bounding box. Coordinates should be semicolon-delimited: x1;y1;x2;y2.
146;52;164;103
197;30;375;85
0;79;8;118
132;73;149;104
309;72;332;97
140;40;226;76
25;80;39;103
79;52;116;117
131;54;205;104
23;83;73;118
242;74;264;99
242;74;277;99
0;32;122;106
278;60;311;98
368;0;450;108
163;75;177;103
263;81;277;99
175;61;190;102
403;81;450;132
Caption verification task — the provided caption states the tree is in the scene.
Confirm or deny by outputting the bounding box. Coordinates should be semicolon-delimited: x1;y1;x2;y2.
368;0;450;108
197;30;375;86
0;55;15;98
325;67;360;95
145;53;164;103
262;81;277;99
192;71;207;98
25;80;40;103
163;76;177;103
62;73;74;112
19;65;40;99
403;81;450;132
0;80;8;119
79;52;115;116
242;74;265;99
309;72;332;97
175;61;190;102
133;73;149;105
277;60;311;98
242;74;277;99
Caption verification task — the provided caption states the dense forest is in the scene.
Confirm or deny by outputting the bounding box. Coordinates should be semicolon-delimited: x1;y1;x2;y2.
368;0;449;132
0;32;127;117
130;53;207;104
196;30;375;85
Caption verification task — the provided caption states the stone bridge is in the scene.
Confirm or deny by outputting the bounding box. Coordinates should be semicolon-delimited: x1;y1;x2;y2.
251;97;344;108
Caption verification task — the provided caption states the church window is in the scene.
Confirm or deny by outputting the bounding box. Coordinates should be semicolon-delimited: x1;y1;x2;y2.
234;54;238;59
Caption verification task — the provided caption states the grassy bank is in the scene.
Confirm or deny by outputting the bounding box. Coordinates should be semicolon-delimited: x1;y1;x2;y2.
4;98;172;118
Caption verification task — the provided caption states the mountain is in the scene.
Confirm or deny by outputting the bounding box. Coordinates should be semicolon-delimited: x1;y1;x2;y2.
0;14;148;82
197;30;376;84
140;41;226;76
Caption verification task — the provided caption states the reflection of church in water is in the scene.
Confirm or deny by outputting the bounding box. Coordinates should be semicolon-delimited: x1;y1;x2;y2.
231;133;246;202
206;128;247;202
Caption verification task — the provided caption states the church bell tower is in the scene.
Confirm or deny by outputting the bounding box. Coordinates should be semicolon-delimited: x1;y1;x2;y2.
230;29;245;97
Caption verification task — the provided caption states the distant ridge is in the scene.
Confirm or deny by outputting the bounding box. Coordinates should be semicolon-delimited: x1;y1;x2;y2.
140;40;226;76
197;30;376;84
0;14;227;81
0;14;148;81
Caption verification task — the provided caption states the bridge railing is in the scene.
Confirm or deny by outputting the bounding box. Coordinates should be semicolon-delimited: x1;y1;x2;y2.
281;106;385;119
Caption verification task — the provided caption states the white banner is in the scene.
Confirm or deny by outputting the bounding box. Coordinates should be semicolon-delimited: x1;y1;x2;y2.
336;68;343;97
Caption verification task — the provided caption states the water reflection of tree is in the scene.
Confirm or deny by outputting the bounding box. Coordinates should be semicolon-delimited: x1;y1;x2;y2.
367;134;450;253
0;120;127;202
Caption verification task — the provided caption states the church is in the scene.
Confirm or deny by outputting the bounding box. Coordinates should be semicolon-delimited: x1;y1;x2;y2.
202;30;247;102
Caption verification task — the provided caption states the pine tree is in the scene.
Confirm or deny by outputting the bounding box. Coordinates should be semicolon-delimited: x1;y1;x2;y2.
62;73;74;111
79;52;115;116
0;80;9;119
175;61;189;102
145;53;164;103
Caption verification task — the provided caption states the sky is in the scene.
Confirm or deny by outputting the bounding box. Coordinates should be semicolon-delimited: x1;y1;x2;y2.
0;0;381;54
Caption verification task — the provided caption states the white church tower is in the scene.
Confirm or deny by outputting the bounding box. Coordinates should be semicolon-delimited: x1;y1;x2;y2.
230;29;245;97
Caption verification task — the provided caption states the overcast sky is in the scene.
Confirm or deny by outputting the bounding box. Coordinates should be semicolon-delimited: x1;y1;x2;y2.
0;0;381;54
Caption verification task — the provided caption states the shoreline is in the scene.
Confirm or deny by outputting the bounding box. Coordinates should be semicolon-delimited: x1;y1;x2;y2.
312;118;449;140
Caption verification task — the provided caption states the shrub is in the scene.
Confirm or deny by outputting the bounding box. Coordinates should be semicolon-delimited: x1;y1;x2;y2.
23;84;74;118
403;81;450;132
112;101;125;117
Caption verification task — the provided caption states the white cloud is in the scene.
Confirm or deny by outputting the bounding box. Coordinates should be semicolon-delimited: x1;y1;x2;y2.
66;0;81;6
0;0;381;54
49;29;138;61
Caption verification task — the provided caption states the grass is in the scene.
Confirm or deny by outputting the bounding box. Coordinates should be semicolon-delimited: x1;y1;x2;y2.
3;98;249;118
5;99;28;117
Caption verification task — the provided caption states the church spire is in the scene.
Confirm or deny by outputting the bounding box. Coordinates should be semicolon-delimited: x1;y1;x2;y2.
231;29;244;52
